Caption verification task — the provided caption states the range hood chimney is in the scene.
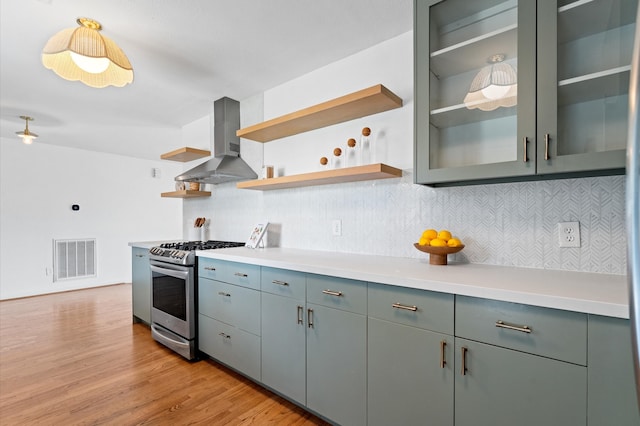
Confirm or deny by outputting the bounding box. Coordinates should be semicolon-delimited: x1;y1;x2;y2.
175;97;258;184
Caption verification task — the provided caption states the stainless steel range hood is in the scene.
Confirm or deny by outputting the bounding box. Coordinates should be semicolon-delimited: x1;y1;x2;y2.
175;97;257;184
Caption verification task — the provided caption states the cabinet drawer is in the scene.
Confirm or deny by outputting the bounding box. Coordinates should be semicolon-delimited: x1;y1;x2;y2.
306;274;367;315
198;257;227;281
368;283;454;335
222;261;261;290
198;278;260;336
261;267;306;299
198;314;261;381
456;296;587;365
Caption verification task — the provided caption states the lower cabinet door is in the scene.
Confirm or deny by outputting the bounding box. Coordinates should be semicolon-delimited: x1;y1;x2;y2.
455;338;587;426
368;317;453;426
198;314;261;381
588;315;640;426
306;304;366;426
261;292;306;405
131;248;151;324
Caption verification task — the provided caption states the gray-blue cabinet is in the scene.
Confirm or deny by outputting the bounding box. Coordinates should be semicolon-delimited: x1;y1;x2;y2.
454;338;587;426
195;258;639;425
415;0;633;186
307;304;367;426
131;247;151;324
260;270;367;425
455;296;588;426
198;259;261;381
367;283;455;426
587;315;640;425
260;268;307;405
305;274;368;426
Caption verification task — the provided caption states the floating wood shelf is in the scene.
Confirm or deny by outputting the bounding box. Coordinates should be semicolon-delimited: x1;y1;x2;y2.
236;163;402;191
161;190;211;198
161;147;211;162
236;84;403;142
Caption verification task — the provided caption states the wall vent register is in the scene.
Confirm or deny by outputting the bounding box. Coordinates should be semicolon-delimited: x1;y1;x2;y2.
54;238;96;281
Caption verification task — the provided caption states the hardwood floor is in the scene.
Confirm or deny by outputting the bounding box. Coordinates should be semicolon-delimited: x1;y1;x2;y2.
0;284;329;425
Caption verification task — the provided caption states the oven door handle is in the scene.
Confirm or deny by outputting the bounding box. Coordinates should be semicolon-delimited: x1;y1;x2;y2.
150;264;190;281
151;324;190;349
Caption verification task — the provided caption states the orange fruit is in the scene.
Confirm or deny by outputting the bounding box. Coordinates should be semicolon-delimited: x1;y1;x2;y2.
430;238;447;247
421;229;437;240
447;238;462;247
437;230;452;242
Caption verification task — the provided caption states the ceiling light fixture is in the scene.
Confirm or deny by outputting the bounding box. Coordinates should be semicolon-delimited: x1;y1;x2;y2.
463;54;517;111
41;18;133;88
16;116;38;145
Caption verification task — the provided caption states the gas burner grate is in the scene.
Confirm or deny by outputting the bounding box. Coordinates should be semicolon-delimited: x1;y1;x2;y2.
158;240;244;251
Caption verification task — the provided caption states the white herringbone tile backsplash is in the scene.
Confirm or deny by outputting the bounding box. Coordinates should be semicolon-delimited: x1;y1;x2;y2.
187;174;626;275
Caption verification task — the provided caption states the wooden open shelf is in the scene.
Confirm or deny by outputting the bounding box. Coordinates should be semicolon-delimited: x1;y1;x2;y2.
236;163;402;191
161;190;211;198
161;147;211;162
236;84;403;142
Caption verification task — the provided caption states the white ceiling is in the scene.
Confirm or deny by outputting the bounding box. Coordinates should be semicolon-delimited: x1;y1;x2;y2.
0;0;412;160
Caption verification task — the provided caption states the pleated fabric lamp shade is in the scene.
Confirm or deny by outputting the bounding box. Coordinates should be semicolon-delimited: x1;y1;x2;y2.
463;54;517;111
42;18;133;88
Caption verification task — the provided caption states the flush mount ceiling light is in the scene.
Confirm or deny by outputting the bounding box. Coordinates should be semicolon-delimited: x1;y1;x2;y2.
16;116;38;145
41;18;133;88
463;54;517;111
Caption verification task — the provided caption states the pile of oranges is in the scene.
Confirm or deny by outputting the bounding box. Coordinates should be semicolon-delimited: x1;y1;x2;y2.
418;228;463;248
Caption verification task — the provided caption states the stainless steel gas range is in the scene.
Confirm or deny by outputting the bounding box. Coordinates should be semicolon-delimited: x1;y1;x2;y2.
148;240;244;360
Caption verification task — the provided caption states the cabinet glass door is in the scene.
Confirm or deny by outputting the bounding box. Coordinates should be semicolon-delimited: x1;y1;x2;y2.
537;0;636;175
416;0;536;185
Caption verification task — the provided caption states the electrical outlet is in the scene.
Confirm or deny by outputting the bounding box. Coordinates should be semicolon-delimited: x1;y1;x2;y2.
558;221;580;248
332;219;342;236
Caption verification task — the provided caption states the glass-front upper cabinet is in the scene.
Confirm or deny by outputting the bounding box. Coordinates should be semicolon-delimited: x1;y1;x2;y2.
537;0;636;175
415;0;536;185
415;0;634;186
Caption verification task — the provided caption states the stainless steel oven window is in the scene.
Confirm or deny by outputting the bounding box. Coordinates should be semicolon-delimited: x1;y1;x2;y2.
149;261;195;340
153;274;187;320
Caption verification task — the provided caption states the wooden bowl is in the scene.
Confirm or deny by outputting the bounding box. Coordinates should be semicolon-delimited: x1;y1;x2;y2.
413;243;465;265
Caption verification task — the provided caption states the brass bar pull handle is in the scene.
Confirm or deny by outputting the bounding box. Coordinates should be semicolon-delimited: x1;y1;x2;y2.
544;133;550;160
307;308;314;328
204;266;216;271
297;306;304;325
523;137;529;162
217;291;231;297
495;320;532;333
392;302;418;312
272;279;289;286
322;289;343;297
234;272;248;277
461;346;468;376
440;340;447;369
218;332;231;339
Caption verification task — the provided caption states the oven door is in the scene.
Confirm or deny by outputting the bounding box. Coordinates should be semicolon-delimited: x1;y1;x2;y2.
149;260;195;340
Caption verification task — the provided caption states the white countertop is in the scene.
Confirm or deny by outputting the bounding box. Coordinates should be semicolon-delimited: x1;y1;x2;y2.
195;247;629;319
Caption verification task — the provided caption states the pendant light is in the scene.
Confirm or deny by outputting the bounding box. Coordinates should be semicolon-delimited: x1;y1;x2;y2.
42;18;133;88
464;54;517;111
16;116;38;145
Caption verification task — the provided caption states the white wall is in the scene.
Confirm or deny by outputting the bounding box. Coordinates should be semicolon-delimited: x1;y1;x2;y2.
0;140;183;300
183;31;627;275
